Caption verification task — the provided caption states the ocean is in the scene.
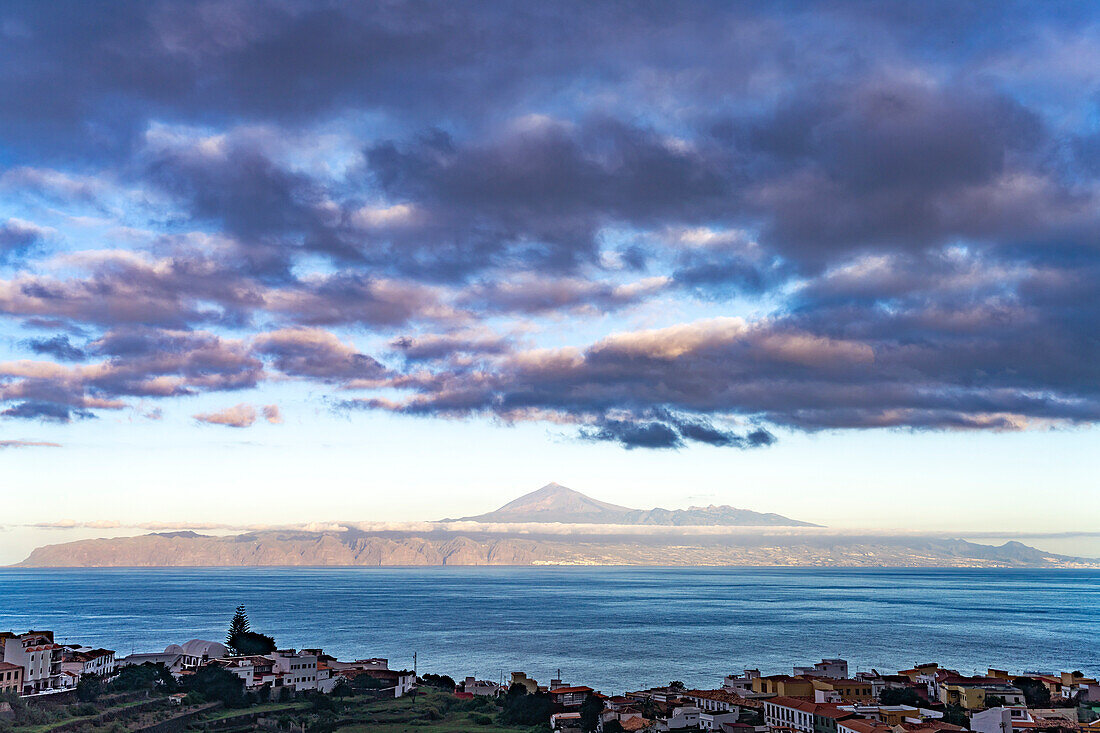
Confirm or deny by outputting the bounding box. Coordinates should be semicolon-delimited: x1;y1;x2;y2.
0;566;1097;693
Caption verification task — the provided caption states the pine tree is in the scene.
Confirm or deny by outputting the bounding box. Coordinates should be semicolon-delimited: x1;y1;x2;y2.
226;604;251;652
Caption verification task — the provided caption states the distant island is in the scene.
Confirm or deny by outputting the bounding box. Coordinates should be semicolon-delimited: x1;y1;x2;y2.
11;484;1098;569
447;483;820;526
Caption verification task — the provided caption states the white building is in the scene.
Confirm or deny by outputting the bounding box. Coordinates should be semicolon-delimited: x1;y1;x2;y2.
971;707;1014;733
270;650;319;692
795;660;849;679
725;670;761;695
669;706;701;729
0;631;63;694
61;647;116;680
700;711;741;730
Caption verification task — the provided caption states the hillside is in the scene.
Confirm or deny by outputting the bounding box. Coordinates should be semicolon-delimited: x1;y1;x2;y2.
14;529;1094;568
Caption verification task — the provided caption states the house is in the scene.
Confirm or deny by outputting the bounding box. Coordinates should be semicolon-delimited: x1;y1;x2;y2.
511;671;539;694
939;677;1026;710
796;661;850;680
755;675;818;698
118;651;188;675
700;711;743;730
726;672;763;695
269;650;318;692
763;696;858;733
669;706;702;729
0;631;63;694
0;662;23;695
837;719;895;733
121;639;227;677
351;668;416;697
549;685;595;709
60;648;116;680
685;689;746;714
551;711;583;732
812;678;875;702
836;705;943;726
461;676;503;696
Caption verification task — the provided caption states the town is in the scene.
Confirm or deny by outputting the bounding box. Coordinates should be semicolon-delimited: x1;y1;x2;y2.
2;616;1098;733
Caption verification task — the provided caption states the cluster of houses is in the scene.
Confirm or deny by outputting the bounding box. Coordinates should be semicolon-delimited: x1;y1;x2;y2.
0;629;413;701
0;630;117;696
470;659;1100;733
3;632;1098;733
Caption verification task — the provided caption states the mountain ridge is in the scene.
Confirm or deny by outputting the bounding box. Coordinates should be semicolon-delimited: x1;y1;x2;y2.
13;530;1094;568
448;482;820;527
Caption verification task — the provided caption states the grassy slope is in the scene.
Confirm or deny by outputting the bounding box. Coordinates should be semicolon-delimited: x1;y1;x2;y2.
331;689;538;733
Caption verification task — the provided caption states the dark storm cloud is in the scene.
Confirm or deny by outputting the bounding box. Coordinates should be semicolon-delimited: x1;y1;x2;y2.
1;401;94;423
364;118;731;277
3;1;1100;447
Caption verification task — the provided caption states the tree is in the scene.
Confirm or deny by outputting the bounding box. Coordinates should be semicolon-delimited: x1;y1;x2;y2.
227;605;251;651
604;721;625;733
499;685;554;727
881;687;924;706
669;681;686;691
419;673;457;690
110;663;176;692
230;631;276;656
943;704;969;728
985;695;1006;708
186;666;246;708
76;673;103;702
580;694;604;732
1013;677;1051;708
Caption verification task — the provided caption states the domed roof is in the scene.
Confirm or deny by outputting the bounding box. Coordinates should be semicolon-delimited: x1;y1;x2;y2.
181;639;228;658
164;644;185;654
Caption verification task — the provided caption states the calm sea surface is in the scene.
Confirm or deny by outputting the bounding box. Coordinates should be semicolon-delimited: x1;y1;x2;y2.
1;567;1097;693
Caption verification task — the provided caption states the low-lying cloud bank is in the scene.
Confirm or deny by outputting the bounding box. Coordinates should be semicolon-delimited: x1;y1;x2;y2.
12;518;1100;545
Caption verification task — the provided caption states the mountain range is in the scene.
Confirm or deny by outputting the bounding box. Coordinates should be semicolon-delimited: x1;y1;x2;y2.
448;483;819;526
12;483;1096;568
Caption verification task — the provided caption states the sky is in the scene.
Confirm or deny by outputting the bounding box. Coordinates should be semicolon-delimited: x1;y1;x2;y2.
1;1;1099;564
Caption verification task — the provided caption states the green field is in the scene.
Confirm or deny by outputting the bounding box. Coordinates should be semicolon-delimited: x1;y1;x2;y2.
325;689;541;733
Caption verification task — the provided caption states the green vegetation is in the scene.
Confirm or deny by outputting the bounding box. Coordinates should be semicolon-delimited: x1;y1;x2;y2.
942;704;970;728
75;674;103;703
327;689;536;732
880;687;924;706
418;673;457;690
225;604;277;655
184;666;247;708
1;695;155;733
1013;677;1052;708
499;684;554;727
108;664;176;693
226;604;251;645
579;694;602;732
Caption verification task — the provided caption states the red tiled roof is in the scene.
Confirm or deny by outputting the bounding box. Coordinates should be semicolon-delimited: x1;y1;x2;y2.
551;686;594;694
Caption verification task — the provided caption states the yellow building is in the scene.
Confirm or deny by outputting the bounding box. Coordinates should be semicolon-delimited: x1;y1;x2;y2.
940;683;988;710
754;675;817;698
812;678;875;701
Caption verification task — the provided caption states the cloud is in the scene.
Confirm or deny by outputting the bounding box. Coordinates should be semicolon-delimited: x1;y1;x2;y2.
0;439;62;449
1;401;94;423
252;328;385;382
193;403;257;428
2;2;1100;450
262;404;282;424
0;218;52;263
21;335;86;361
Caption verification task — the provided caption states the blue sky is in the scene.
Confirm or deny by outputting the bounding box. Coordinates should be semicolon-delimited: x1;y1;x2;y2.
2;1;1100;563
